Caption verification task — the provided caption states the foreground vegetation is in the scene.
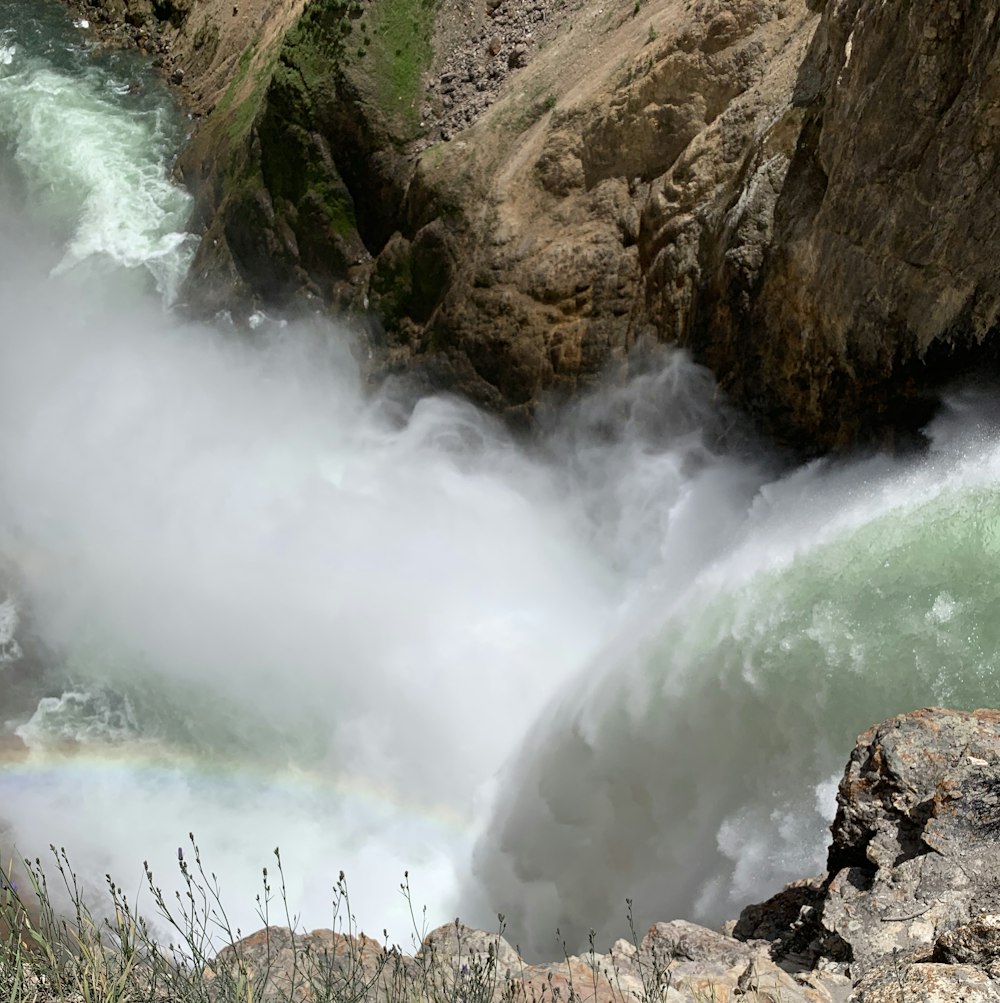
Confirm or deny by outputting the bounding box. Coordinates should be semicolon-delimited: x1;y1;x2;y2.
0;839;545;1003
1;838;789;1003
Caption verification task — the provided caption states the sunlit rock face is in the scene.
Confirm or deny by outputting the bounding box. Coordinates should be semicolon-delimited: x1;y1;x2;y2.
688;0;1000;452
69;0;1000;452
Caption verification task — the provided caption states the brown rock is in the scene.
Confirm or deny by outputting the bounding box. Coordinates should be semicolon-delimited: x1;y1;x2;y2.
935;916;1000;978
689;0;1000;451
507;42;528;68
850;962;1000;1003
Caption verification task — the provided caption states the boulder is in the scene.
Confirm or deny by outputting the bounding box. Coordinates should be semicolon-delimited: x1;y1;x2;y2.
935;916;1000;978
821;709;1000;975
733;708;1000;999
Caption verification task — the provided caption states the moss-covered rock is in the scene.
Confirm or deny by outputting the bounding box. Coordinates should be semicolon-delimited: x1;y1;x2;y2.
177;0;445;318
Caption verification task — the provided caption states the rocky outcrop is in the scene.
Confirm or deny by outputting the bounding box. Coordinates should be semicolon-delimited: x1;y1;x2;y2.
821;709;1000;975
735;708;1000;1000
215;916;852;1003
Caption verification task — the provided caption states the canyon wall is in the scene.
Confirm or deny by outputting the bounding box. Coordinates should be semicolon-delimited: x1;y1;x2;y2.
73;0;1000;451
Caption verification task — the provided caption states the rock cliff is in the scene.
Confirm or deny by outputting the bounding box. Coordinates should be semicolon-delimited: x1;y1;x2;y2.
692;0;1000;452
66;0;1000;449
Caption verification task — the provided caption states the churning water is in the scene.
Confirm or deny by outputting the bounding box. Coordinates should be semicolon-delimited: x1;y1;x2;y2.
4;0;1000;960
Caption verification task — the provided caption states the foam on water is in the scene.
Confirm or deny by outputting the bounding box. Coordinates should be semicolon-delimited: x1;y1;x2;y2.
0;4;195;300
468;399;1000;954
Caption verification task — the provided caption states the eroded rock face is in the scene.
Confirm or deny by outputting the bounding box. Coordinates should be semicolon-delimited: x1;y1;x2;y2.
692;0;1000;451
376;0;821;418
67;0;1000;449
67;0;826;432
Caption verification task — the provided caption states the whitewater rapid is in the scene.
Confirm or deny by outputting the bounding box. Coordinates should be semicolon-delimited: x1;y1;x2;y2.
4;0;1000;961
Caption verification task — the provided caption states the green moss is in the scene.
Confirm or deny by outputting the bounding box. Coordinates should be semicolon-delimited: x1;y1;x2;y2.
205;34;283;149
193;0;446;306
370;237;414;322
322;188;357;237
267;0;438;141
359;0;437;138
279;0;356;90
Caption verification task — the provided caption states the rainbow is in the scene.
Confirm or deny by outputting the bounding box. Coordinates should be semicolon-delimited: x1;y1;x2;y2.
0;733;479;942
0;736;474;836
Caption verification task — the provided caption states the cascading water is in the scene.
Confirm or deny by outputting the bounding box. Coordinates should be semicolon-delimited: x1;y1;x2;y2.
3;0;1000;962
468;398;1000;954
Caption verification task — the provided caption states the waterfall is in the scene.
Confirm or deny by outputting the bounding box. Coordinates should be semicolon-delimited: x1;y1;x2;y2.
3;0;1000;958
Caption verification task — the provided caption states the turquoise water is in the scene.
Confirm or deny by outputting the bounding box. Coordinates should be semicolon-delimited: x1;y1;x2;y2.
0;0;195;298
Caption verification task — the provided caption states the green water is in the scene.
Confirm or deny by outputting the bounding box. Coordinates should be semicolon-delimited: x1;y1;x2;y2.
474;432;1000;953
0;0;195;298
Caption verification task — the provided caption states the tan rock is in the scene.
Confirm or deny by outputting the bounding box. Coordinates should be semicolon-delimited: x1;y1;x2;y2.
850;962;1000;1003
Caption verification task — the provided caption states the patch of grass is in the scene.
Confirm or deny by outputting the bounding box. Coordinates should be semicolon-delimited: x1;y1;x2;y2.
215;40;284;143
0;841;516;1003
361;0;439;139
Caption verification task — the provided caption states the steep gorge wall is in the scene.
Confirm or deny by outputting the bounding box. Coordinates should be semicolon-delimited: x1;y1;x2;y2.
70;0;1000;452
689;0;1000;451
